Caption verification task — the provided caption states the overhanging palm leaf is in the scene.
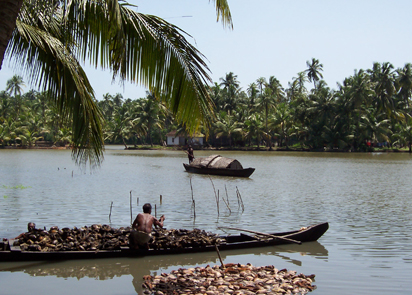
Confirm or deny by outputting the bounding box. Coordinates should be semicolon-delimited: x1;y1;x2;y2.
3;0;233;166
7;2;104;166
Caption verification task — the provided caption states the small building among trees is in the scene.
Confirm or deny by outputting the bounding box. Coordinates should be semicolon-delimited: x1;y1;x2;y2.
166;131;204;146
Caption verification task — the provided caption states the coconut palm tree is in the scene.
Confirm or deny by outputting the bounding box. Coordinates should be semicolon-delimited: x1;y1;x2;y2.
392;117;412;153
396;63;412;109
295;71;309;94
6;75;25;118
0;90;12;120
338;69;375;150
213;110;242;147
18;128;43;147
0;0;233;166
220;72;241;112
247;82;259;110
209;82;223;112
244;113;265;148
6;75;25;97
256;87;277;148
268;103;292;147
266;76;285;103
30;91;52;125
359;108;392;149
305;58;323;90
132;92;168;146
256;77;266;98
344;70;374;112
0;117;19;146
220;72;239;89
368;62;396;116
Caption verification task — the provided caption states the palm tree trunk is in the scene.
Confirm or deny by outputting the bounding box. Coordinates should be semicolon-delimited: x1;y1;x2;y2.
159;130;163;146
121;136;128;149
0;0;24;70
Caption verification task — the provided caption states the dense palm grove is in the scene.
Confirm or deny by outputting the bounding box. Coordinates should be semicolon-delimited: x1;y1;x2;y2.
2;59;412;152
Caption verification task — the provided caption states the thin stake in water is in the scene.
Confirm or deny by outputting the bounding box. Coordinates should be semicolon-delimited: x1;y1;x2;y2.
130;190;133;225
209;175;219;216
109;201;113;222
190;177;196;218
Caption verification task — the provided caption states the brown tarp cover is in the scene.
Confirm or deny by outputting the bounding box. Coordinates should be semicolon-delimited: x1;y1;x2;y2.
191;155;243;169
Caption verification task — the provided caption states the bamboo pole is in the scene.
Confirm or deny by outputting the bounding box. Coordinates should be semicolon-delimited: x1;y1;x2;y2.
225;185;229;205
217;226;302;244
209;175;219;216
236;186;244;212
217;190;220;216
221;186;231;214
130;191;133;225
190;177;195;218
109;201;113;222
215;244;225;269
193;199;196;219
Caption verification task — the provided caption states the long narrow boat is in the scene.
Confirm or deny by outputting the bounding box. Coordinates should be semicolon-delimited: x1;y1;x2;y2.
0;223;328;262
183;155;255;177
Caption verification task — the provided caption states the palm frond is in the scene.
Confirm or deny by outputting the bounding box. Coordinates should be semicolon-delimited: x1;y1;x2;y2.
7;3;104;167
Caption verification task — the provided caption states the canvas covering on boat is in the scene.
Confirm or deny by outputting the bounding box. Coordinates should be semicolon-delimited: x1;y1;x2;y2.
191;155;243;169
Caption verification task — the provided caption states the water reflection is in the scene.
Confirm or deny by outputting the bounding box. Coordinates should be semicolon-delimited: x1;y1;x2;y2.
0;241;327;294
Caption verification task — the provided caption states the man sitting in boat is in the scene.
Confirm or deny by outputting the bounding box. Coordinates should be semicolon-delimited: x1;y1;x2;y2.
15;222;36;240
129;203;165;250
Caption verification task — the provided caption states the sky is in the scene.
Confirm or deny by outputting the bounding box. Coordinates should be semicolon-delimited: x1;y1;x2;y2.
1;0;412;100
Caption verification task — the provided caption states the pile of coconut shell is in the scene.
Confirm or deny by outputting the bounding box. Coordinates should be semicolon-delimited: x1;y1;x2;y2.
142;263;316;295
15;224;130;251
13;225;224;252
150;228;224;250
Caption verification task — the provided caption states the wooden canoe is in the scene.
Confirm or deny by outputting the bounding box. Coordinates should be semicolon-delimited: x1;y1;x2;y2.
183;163;255;177
0;223;328;262
183;155;255;177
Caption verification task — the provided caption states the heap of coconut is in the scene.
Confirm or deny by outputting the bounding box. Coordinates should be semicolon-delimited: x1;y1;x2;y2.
143;263;316;295
151;228;224;250
14;224;130;251
11;225;223;252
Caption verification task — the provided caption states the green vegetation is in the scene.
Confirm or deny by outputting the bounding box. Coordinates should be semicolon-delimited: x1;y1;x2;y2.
2;59;412;152
1;185;30;189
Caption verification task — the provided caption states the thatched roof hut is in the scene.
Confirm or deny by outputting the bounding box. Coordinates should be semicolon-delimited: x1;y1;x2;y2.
191;155;243;169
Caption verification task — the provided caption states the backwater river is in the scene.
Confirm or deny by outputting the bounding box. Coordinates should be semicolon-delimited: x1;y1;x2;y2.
0;147;411;294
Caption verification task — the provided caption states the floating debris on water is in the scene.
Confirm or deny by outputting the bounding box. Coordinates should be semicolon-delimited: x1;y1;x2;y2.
142;263;316;295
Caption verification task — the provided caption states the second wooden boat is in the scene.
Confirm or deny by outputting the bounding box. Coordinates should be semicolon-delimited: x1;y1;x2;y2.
183;155;255;177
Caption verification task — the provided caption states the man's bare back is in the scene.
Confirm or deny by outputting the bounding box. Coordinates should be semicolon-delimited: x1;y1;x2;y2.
129;203;165;250
132;203;165;233
133;213;163;233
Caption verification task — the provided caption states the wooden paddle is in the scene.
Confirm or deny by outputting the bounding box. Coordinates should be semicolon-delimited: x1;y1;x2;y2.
217;226;302;245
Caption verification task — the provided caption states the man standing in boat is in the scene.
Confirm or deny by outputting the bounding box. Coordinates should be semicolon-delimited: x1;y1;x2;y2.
187;145;194;164
129;203;165;250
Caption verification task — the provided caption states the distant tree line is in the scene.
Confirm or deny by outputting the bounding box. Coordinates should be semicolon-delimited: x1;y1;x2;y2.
2;59;412;152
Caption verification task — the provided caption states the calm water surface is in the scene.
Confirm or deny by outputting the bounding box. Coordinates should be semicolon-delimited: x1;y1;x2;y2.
1;147;412;294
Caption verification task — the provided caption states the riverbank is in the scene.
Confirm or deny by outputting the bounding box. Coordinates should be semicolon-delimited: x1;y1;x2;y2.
2;144;410;153
1;146;69;150
124;144;411;153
